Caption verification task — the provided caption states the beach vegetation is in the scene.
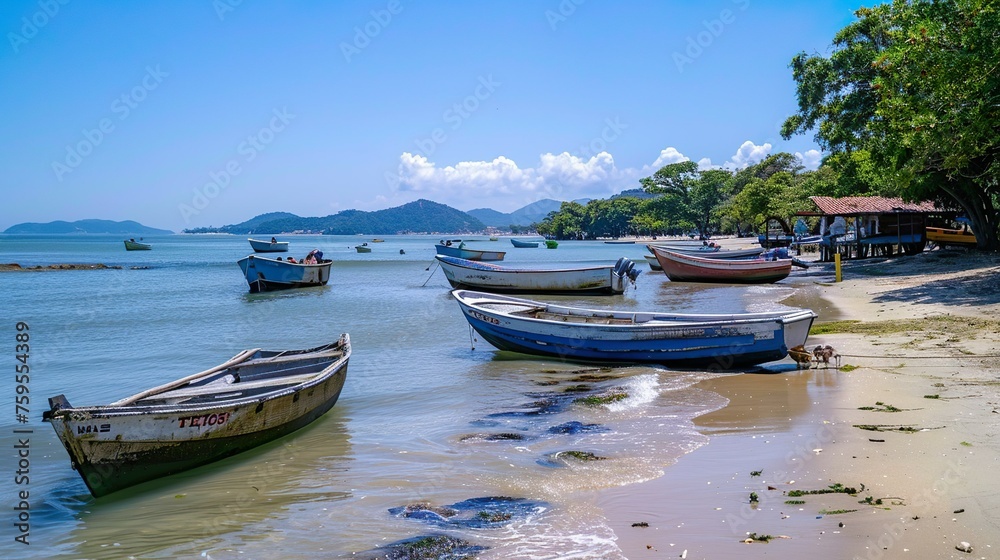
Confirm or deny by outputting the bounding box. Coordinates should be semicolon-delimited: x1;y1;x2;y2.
960;441;972;447
749;492;759;503
820;509;858;515
477;511;512;523
782;0;1000;251
859;496;884;505
839;364;858;372
746;533;774;543
785;500;806;505
788;483;859;497
858;402;902;412
750;469;762;477
924;394;940;399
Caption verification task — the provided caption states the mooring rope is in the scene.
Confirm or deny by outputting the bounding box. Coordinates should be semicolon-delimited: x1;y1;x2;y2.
468;324;476;350
838;353;1000;359
421;260;439;287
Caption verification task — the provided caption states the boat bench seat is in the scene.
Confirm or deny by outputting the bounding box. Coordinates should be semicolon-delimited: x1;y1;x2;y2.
534;312;633;325
144;371;326;402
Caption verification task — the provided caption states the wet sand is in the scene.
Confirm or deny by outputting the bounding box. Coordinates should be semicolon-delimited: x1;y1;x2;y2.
604;250;1000;559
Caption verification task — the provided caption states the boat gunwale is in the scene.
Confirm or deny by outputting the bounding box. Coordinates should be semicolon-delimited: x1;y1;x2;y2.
47;337;351;418
452;290;817;329
435;255;617;275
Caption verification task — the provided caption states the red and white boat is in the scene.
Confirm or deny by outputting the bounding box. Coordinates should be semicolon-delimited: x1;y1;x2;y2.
651;247;792;284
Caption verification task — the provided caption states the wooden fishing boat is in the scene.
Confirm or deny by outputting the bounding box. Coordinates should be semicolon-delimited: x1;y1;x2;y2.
435;242;505;261
43;335;351;497
452;290;816;368
123;239;151;251
356;243;372;253
237;254;333;293
436;255;638;295
646;244;764;260
510;238;539;248
651;247;792;284
248;238;289;253
925;226;977;247
644;254;662;271
545;240;559;249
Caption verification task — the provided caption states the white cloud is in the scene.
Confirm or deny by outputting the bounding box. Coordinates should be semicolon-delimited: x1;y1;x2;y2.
795;149;823;170
390;151;623;209
728;140;772;168
382;140;812;211
650;147;689;168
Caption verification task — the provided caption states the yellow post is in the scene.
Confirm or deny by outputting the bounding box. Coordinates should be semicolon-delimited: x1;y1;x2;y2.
834;252;842;282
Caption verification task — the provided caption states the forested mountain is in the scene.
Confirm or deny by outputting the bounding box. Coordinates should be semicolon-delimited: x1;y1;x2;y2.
4;219;173;234
184;200;486;235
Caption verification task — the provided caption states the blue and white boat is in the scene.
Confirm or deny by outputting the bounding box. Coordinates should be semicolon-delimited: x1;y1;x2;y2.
248;238;289;252
237;255;332;293
451;290;816;368
435;242;506;261
436;256;638;295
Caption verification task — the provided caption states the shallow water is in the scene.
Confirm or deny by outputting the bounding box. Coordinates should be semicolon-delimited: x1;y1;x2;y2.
0;234;810;559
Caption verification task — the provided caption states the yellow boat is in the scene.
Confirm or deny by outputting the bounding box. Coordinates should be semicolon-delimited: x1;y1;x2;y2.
926;226;977;246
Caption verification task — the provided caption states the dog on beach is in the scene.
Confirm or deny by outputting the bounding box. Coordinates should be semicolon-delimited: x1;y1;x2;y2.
788;345;814;369
812;345;841;369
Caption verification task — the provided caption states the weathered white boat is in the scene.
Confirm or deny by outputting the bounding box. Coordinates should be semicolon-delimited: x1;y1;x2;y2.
123;239;151;251
452;290;816;368
436;255;639;295
248;238;289;252
43;335;351;497
237;254;332;293
435;242;506;261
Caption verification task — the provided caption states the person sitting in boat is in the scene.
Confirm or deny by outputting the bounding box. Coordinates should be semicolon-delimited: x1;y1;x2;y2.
314;250;323;261
271;237;277;244
304;250;319;264
286;256;297;264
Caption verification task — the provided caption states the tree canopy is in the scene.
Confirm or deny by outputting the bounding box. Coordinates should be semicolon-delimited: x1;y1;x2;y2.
782;0;1000;250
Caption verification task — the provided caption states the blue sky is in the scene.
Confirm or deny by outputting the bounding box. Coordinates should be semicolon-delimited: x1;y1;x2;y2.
1;0;862;232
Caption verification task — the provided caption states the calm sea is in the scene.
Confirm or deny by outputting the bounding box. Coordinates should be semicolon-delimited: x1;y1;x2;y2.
0;234;806;559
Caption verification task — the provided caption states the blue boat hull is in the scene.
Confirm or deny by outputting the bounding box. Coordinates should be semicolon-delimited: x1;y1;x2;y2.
452;290;816;369
237;255;332;293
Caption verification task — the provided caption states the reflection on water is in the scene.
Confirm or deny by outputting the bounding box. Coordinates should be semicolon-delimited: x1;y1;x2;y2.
52;412;352;559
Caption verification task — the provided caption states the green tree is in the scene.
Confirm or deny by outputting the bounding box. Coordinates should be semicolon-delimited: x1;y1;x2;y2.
782;0;999;250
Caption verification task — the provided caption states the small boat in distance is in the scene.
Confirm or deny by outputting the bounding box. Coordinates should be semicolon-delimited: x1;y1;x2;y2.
452;290;816;368
44;335;351;497
435;242;506;262
123;239;151;251
651;247;792;284
248;238;289;253
436;255;639;295
644;254;662;271
237;254;332;293
510;238;540;248
356;243;372;253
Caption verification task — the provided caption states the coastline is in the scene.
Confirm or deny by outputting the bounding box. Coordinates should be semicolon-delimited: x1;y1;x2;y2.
605;251;1000;559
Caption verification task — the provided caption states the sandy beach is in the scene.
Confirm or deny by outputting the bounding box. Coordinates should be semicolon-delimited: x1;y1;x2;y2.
605;249;1000;559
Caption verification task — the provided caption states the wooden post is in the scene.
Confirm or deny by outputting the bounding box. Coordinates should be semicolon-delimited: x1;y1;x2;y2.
835;252;842;282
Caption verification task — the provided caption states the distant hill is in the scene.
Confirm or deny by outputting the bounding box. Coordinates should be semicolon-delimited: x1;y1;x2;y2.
186;199;486;235
4;219;173;234
468;198;593;227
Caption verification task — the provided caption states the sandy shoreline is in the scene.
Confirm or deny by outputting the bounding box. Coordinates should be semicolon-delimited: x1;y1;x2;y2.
605;250;1000;559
